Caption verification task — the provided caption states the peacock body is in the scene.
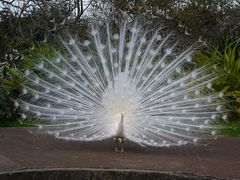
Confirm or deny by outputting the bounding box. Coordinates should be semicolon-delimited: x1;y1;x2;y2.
17;22;226;147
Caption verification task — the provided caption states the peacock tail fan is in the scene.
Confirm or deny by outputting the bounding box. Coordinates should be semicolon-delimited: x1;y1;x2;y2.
16;22;227;147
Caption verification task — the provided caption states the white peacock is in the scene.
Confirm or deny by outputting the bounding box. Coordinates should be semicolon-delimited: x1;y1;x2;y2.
16;22;226;152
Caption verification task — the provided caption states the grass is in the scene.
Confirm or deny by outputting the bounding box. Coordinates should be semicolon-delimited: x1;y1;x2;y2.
0;119;49;127
219;120;240;136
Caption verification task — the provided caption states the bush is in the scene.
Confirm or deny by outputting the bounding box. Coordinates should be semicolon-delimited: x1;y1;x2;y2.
0;66;22;123
194;36;240;120
0;43;56;126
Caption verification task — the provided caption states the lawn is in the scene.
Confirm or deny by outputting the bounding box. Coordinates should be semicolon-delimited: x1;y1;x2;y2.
0;119;48;127
219;120;240;136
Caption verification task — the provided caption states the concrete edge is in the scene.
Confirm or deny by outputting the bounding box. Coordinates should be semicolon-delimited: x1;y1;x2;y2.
0;168;224;179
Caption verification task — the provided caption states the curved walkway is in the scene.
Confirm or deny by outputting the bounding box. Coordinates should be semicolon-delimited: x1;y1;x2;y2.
0;128;239;179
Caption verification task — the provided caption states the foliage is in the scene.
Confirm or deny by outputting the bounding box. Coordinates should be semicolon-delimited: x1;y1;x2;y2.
0;119;50;127
0;43;58;125
0;0;91;65
219;120;240;136
91;0;240;44
194;36;240;121
0;66;23;122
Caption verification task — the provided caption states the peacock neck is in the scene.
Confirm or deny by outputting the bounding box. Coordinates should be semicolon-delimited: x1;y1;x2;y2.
115;113;124;138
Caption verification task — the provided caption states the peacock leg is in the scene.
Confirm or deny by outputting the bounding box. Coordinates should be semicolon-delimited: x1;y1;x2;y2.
114;141;119;152
120;143;125;153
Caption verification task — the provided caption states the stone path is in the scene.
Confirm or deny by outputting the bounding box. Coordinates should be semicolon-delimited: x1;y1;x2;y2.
0;128;239;179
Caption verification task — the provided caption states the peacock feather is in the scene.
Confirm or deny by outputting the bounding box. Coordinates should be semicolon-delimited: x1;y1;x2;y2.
16;22;226;147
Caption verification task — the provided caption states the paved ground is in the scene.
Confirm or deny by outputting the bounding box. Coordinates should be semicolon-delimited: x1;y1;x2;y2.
0;128;240;179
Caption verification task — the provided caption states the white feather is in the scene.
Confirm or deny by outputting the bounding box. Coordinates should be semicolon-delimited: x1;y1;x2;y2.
18;22;225;147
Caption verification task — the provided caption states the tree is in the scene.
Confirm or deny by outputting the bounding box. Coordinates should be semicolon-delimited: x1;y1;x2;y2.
90;0;240;43
0;0;93;62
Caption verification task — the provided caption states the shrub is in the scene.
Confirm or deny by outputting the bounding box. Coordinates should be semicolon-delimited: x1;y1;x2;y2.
0;66;22;123
194;36;240;120
0;43;57;126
